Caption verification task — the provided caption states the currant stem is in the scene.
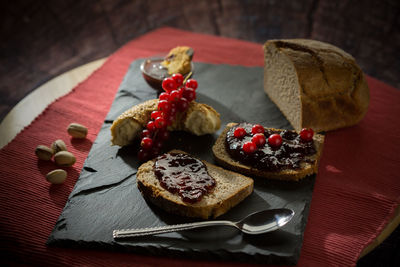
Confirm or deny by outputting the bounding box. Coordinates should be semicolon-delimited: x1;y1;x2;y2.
183;72;193;84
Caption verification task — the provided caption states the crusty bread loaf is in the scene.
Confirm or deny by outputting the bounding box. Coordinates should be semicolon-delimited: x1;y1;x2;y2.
263;39;370;132
212;123;324;181
137;150;254;219
110;99;221;146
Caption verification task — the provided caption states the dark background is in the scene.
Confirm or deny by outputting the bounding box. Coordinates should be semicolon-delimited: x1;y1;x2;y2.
1;0;399;266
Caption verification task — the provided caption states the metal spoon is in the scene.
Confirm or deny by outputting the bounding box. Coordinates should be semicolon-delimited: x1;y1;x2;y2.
113;208;295;239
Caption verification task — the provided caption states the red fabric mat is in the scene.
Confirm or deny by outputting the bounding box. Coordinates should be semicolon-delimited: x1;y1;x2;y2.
1;27;399;267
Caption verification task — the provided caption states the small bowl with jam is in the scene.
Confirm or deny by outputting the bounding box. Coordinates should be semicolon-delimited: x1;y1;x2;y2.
140;58;194;91
141;46;195;91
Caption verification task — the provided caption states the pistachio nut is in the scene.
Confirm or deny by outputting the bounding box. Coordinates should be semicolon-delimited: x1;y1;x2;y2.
54;151;76;167
51;139;67;153
46;169;67;184
35;145;54;161
67;123;88;138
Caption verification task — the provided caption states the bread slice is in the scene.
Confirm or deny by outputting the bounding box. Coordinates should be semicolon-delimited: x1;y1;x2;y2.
263;39;369;132
110;99;221;146
212;123;324;181
136;150;254;219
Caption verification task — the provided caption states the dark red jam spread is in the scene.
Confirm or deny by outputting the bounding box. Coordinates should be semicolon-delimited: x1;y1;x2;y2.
154;153;216;203
226;123;316;172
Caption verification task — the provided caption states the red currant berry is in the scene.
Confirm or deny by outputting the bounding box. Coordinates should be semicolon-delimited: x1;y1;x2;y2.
146;120;156;132
169;90;181;102
153;140;164;150
172;73;184;87
251;124;265;135
185;79;198;90
300;128;314;142
268;134;282;148
242;141;257;154
158;100;171;112
159;92;170;101
233;127;246;138
151;111;162;120
141;129;152;139
168;104;177;116
154;116;166;129
140;137;153;150
182;87;196;102
158;130;170;140
164;114;175;126
162;77;177;93
177;97;189;112
252;133;266;147
138;149;150;162
162;112;175;125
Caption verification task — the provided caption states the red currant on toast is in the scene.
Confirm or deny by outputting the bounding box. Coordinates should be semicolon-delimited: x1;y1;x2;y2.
242;141;256;154
233;127;246;138
252;133;266;147
268;134;282;148
300;128;314;142
251;124;265;134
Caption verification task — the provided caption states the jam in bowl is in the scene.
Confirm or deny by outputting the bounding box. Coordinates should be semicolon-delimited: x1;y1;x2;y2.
140;58;194;91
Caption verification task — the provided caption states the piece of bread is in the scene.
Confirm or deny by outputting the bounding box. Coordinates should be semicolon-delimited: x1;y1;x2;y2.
212;123;325;181
136;150;254;219
161;46;194;75
263;39;370;132
110;99;221;146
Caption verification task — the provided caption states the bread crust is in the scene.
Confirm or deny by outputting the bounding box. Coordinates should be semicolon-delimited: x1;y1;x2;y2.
212;123;324;181
136;150;254;219
263;39;370;132
110;99;221;146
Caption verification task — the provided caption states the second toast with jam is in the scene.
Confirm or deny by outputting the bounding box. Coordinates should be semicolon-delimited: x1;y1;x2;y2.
212;122;325;181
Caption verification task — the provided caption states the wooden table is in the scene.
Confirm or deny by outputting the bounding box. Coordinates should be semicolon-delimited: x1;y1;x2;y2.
1;57;398;263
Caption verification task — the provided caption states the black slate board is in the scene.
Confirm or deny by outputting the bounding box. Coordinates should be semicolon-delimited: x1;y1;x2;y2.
47;60;315;265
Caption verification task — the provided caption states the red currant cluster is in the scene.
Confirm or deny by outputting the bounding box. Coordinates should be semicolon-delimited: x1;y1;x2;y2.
138;73;198;161
234;124;314;155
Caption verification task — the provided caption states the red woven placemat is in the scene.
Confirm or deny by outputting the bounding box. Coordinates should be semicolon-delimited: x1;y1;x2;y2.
0;27;399;267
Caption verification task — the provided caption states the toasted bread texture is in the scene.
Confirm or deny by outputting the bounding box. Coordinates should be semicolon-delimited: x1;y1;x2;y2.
110;99;221;146
212;123;324;181
136;150;254;219
263;39;369;132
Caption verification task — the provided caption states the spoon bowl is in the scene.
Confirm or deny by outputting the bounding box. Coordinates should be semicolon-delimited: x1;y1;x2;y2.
237;208;295;235
113;208;295;239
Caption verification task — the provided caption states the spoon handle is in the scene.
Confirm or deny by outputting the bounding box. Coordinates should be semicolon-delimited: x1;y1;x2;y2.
113;220;235;239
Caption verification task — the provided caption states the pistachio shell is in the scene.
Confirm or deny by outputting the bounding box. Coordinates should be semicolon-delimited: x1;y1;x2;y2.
35;145;54;161
51;139;67;153
67;123;88;138
46;169;67;184
54;151;76;167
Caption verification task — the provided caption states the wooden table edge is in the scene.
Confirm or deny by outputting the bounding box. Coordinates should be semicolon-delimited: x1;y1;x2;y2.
0;57;397;259
0;58;107;149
